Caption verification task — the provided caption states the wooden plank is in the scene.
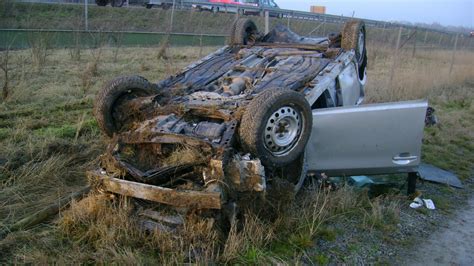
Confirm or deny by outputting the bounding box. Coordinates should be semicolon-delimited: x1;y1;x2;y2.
92;172;222;209
7;186;90;233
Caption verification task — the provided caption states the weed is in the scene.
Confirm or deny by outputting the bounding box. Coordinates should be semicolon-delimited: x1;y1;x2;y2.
0;44;472;264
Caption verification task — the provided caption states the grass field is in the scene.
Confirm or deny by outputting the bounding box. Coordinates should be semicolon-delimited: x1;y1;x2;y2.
0;38;473;263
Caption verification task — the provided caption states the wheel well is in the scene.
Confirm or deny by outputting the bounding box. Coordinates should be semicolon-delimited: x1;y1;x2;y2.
311;90;335;109
311;95;327;109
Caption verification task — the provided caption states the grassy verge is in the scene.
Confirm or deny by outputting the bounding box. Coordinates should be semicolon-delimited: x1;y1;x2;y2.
0;44;473;263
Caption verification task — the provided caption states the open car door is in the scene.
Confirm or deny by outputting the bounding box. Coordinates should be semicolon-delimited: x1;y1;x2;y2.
306;100;428;176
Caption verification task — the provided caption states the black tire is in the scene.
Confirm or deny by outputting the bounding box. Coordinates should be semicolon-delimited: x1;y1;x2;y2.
229;18;259;45
95;0;108;6
94;76;156;137
239;89;312;168
341;20;366;66
146;4;153;9
111;0;125;7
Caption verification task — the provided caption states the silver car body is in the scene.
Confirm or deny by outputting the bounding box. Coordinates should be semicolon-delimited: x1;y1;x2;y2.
302;48;425;176
307;100;427;176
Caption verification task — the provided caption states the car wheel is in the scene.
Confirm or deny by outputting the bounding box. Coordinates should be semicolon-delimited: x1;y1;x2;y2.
146;4;153;9
95;0;108;6
111;0;125;7
239;89;312;168
341;20;366;66
94;75;156;137
229;18;259;45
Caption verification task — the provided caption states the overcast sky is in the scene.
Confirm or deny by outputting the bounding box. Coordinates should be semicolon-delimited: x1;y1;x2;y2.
276;0;473;28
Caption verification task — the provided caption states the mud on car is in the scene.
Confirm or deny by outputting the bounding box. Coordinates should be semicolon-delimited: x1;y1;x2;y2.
88;19;427;220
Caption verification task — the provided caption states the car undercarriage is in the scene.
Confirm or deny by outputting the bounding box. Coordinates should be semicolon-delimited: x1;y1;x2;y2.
88;19;426;220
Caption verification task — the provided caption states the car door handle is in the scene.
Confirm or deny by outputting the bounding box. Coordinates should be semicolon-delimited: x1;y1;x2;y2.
392;155;418;165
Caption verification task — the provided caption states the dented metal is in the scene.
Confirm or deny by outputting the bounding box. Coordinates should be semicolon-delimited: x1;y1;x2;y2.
92;20;426;213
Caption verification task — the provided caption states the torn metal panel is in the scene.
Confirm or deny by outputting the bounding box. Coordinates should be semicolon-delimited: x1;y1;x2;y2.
90;171;223;209
418;163;463;189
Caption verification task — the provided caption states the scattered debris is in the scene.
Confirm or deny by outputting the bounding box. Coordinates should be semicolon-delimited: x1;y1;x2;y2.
418;163;463;189
410;197;436;210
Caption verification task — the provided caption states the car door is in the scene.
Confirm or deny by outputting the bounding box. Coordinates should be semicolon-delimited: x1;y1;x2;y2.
306;100;428;176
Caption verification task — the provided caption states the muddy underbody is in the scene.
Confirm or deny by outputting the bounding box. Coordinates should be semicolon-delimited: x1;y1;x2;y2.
89;25;344;221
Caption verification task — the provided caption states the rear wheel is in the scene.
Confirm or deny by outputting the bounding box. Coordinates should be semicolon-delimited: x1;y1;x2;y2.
229;18;259;46
111;0;125;7
341;20;366;66
95;0;108;6
239;89;312;168
94;75;156;137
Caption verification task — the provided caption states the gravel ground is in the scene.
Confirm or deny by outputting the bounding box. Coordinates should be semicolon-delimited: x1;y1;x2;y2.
403;196;474;265
308;176;474;264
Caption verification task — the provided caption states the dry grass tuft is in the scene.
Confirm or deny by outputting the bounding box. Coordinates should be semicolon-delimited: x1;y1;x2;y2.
161;146;207;166
366;44;474;103
0;44;471;263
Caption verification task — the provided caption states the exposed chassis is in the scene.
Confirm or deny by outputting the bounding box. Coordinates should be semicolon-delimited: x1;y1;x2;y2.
90;19;375;211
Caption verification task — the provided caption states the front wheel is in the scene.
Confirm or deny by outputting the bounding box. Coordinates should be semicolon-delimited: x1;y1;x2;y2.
94;76;156;137
239;89;312;168
341;20;366;66
229;18;259;46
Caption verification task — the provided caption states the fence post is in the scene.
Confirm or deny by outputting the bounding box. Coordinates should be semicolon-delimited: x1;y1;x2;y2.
449;34;458;75
423;30;428;45
389;27;403;94
84;0;88;31
322;17;326;36
412;29;417;57
381;22;387;43
264;10;270;34
287;13;290;29
169;0;176;32
438;34;443;48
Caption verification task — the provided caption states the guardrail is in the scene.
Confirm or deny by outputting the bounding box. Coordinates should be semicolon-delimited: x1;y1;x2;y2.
14;0;469;37
0;29;226;49
139;0;467;36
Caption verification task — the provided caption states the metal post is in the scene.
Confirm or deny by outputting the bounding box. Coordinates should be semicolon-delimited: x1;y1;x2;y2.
381;22;387;43
423;30;428;45
438;34;443;48
84;0;88;31
264;10;269;35
449;33;459;75
169;0;176;33
287;13;290;29
412;29;417;57
388;27;403;94
322;17;326;35
407;172;417;195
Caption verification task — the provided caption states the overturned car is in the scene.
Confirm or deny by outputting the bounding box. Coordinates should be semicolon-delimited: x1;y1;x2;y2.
88;19;427;213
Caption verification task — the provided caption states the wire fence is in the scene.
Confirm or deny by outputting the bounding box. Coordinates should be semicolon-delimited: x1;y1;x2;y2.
1;0;473;51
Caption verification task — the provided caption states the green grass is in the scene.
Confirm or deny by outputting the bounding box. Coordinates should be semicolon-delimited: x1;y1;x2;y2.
0;43;472;264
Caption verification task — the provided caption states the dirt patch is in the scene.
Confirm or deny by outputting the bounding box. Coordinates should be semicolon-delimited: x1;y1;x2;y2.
403;196;474;265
